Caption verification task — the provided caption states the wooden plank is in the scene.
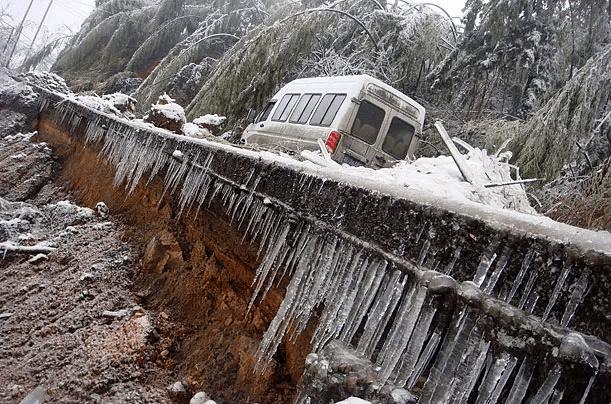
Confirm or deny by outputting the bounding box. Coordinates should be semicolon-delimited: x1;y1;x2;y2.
435;121;480;186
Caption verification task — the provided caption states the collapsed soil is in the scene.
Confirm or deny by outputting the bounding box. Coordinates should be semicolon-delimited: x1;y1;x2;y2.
0;132;300;403
0;134;178;403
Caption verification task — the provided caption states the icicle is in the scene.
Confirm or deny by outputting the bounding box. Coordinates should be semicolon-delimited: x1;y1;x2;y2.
255;234;319;365
206;181;223;208
543;263;571;321
312;249;368;351
549;388;564;404
483;247;511;294
487;356;517;404
248;221;291;312
475;353;516;404
525;291;539;313
417;239;431;266
408;331;441;389
453;340;490;403
393;296;437;387
578;371;597;404
505;358;534;404
526;364;562;404
518;270;538;310
507;250;534;304
355;270;406;357
420;309;476;403
560;272;588;327
378;282;428;383
293;237;341;336
237;175;261;227
339;260;387;344
445;246;462;275
473;252;497;287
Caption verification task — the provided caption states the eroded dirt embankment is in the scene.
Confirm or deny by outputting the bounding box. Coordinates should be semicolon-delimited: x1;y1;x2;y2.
26;117;312;403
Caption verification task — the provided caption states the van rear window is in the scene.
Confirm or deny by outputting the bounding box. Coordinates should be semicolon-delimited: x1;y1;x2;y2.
310;94;346;127
351;100;385;144
271;94;300;122
382;117;415;159
289;94;321;124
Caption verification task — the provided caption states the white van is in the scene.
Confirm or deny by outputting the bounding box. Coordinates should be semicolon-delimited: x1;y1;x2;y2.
242;74;425;168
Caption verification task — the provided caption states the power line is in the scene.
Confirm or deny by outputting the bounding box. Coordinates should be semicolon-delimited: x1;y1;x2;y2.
23;0;56;65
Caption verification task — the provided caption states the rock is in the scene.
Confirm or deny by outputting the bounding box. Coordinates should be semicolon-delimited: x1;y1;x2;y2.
102;309;130;319
0;312;14;319
95;202;109;218
189;391;209;404
299;340;418;404
142;230;184;274
390;388;417;404
27;254;48;264
19;384;46;404
143;94;186;134
44;200;95;226
192;114;226;136
167;381;188;399
79;272;96;283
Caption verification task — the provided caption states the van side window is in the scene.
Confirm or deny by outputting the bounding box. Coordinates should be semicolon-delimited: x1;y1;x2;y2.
310;94;346;126
257;101;276;122
351;100;385;144
382;117;415;159
289;94;321;124
271;94;300;122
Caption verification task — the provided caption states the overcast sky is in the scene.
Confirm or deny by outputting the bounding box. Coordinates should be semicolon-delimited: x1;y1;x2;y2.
2;0;465;49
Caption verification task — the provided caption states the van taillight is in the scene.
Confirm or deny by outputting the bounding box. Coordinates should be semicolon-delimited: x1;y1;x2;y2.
326;131;341;153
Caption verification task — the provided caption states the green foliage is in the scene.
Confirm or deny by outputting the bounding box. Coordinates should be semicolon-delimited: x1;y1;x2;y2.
512;44;611;180
429;0;609;120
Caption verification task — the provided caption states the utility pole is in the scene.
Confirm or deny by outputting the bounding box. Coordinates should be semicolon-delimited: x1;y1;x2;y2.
5;0;35;68
2;27;15;54
23;0;56;69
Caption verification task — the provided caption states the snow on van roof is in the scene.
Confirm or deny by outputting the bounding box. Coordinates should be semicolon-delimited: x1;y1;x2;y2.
283;74;426;122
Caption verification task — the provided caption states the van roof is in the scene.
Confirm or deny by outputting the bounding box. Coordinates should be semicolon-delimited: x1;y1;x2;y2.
277;74;426;124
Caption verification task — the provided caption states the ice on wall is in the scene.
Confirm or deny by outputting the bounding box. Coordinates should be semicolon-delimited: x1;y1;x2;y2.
40;93;605;403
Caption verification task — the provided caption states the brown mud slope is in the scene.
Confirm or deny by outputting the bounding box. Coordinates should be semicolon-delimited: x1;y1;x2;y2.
35;118;313;403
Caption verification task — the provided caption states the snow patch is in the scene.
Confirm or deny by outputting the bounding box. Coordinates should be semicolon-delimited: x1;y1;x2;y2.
182;122;211;138
193;114;226;127
336;398;371;404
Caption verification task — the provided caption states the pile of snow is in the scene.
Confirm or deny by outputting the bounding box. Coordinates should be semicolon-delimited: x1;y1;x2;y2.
190;113;226;136
71;94;122;116
101;92;137;114
193;114;226;127
18;71;70;94
182;122;211;139
336;398;371;404
44;200;95;226
0;68;38;110
301;148;536;213
149;102;186;123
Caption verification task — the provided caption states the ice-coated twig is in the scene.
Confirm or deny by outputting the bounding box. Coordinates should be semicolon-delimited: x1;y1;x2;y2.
0;243;56;255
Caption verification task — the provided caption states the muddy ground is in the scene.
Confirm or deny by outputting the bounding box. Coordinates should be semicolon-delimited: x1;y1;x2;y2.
0;133;184;403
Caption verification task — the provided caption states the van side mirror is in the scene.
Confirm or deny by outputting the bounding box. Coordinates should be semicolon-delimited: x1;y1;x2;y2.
246;108;257;124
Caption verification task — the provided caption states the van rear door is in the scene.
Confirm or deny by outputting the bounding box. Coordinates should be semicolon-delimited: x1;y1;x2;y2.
378;115;416;162
340;99;387;166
